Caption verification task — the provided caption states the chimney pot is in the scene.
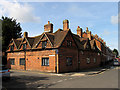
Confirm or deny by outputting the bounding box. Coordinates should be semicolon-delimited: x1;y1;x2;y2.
44;21;53;33
86;27;88;30
48;21;50;24
77;26;82;37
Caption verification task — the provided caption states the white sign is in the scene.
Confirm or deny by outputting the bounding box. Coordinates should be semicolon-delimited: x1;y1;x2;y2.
49;55;55;56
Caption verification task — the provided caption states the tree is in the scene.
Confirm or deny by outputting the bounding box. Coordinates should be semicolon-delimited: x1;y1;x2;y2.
2;16;22;52
2;16;22;65
113;49;119;58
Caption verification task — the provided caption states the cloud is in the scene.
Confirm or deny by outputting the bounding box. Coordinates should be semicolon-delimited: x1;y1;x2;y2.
0;0;41;23
111;13;120;24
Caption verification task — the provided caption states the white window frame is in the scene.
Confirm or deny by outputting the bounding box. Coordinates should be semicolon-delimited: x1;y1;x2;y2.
86;58;90;64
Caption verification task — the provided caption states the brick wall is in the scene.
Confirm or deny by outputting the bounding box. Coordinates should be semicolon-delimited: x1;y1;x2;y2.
58;31;78;73
7;50;56;72
58;47;78;73
79;50;101;70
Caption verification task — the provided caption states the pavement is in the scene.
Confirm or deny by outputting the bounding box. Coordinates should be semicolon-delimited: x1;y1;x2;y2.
10;65;117;77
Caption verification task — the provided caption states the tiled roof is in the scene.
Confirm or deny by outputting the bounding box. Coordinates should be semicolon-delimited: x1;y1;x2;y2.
9;29;90;50
54;29;69;48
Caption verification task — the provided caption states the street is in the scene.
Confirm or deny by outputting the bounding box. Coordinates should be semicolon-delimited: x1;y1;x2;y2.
2;66;119;89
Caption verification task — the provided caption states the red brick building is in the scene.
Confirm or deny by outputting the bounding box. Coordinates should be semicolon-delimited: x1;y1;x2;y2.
6;20;114;73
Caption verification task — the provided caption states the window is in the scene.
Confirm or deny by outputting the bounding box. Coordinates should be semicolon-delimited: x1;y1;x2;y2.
10;45;14;51
66;57;72;66
67;40;72;47
81;51;84;54
98;53;100;55
10;58;15;65
20;58;25;65
94;58;96;63
42;41;47;49
23;44;26;50
86;58;90;64
86;45;89;48
42;58;49;66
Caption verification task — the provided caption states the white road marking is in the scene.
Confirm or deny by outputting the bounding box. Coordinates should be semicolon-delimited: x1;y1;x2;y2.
69;78;73;79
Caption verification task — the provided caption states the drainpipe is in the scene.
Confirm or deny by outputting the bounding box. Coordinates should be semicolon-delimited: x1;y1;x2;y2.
24;46;26;70
55;49;59;73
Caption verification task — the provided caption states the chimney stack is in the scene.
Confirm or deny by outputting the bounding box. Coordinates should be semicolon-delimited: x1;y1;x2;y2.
23;32;28;38
44;21;53;33
63;19;69;30
86;27;91;40
77;26;82;37
86;27;89;32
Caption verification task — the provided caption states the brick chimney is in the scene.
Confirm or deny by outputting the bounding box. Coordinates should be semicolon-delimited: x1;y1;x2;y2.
86;27;89;32
23;32;28;38
94;34;98;39
77;26;82;37
44;21;53;33
86;27;91;40
103;41;106;45
63;19;69;30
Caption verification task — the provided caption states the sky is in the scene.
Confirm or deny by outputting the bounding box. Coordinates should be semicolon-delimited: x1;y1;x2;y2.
0;0;119;52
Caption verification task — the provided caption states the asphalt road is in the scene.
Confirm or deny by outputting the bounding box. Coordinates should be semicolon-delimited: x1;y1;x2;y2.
2;66;119;89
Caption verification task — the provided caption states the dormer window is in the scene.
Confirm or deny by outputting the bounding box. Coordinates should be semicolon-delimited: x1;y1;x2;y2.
42;41;47;49
23;43;26;50
86;58;90;64
10;45;14;51
67;40;72;47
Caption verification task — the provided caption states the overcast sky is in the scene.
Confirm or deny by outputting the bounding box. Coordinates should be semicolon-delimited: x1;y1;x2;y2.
0;0;119;52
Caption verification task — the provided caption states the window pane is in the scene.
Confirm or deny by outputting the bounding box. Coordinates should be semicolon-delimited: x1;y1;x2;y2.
20;58;25;65
42;41;47;49
23;44;26;50
66;57;72;66
67;40;72;47
87;58;90;64
10;58;15;65
42;58;49;66
10;45;14;51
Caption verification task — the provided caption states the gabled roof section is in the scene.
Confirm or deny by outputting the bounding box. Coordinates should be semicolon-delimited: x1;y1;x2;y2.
53;29;69;48
26;37;35;48
80;38;91;49
8;39;18;49
33;32;54;48
18;37;31;49
14;39;22;49
72;34;84;49
45;33;54;46
32;34;43;48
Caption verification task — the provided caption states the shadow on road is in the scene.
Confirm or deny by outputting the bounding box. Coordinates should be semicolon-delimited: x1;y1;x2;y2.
2;75;49;89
